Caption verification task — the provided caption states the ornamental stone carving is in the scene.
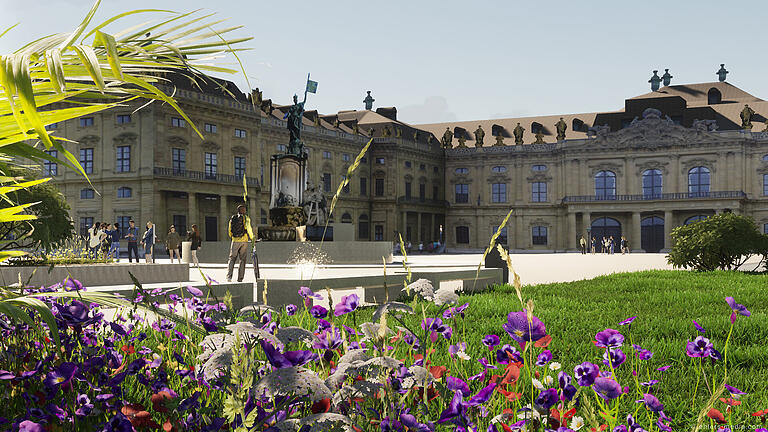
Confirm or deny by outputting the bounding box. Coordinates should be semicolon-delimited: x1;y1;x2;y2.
231;145;249;155
167;136;188;147
680;158;716;174
113;133;137;146
78;135;100;146
201;141;220;151
589;163;623;177
635;160;669;176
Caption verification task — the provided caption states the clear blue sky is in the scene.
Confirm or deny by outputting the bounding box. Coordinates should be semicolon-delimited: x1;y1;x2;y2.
1;0;765;124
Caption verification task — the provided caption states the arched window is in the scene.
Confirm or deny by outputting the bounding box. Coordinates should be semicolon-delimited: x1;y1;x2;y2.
595;171;616;198
762;154;768;161
642;169;663;198
491;166;506;173
341;213;352;223
685;215;709;225
455;167;469;174
358;214;369;239
708;88;722;105
117;187;132;198
688;167;710;195
80;188;95;199
532;164;547;171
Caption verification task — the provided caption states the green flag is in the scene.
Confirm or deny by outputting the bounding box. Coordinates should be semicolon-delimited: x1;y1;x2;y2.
306;79;318;94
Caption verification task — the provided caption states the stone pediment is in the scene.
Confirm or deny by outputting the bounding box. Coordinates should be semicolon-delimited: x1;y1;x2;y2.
585;108;730;150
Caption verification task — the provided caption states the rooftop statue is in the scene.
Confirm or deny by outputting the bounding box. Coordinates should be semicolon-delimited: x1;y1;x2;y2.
396;127;402;138
363;91;375;110
474;125;485;147
383;125;392;137
649;70;661;92
285;94;306;156
441;127;453;148
513;123;525;145
662;68;673;86
555;117;567;141
741;104;755;130
457;135;467;148
413;131;419;142
717;64;729;82
533;130;545;144
494;133;505;146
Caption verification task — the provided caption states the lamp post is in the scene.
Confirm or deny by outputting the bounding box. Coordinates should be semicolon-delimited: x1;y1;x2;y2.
439;224;443;246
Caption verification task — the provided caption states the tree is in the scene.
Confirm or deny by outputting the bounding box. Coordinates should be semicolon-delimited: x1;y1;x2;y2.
667;212;768;271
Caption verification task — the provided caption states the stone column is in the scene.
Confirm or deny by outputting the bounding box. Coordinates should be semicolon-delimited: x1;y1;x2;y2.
431;213;436;241
188;192;198;228
670;155;680;193
401;211;407;240
567;211;576;251
417;212;422;243
663;210;673;251
632;211;642;252
219;195;229;242
583;211;591;239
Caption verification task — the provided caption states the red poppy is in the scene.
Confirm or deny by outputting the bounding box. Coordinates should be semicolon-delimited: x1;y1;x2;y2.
121;345;135;355
311;398;331;414
500;423;516;432
162;420;177;432
707;408;726;424
501;364;521;385
497;387;522;402
429;365;448;380
752;409;768;418
151;391;176;413
121;404;160;428
719;397;741;406
534;335;552;348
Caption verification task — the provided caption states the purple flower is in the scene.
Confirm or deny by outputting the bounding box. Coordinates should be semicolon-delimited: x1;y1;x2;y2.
595;328;624;349
603;348;627;368
536;350;552;366
63;278;84;292
186;286;204;297
495;344;523;364
260;341;318;368
725;297;751;324
298;286;322;300
285;304;298;316
447;376;470;394
467;382;496;406
640;380;660;387
535;388;558;410
18;421;44;432
632;344;653;360
657;365;671;372
310;305;328;319
502;310;547;348
313;327;342;351
593;377;623;400
558;372;577;401
449;342;467;359
333;294;360;316
636;393;664;413
59;300;90;326
574;362;600;386
104;413;133;432
316;319;331;332
724;384;746;396
422;317;452;339
43;362;78;389
693;320;706;333
618;316;636;326
482;334;500;350
686;336;713;358
437;390;467;424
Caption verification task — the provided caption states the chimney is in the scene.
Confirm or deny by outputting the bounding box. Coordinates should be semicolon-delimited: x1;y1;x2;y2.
375;107;397;121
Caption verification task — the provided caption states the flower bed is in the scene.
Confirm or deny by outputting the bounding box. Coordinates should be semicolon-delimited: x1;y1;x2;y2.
0;270;766;431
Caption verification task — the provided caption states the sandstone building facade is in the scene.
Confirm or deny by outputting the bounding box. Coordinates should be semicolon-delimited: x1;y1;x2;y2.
46;74;768;253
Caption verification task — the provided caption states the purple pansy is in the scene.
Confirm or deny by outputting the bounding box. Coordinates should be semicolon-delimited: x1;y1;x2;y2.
260;340;318;368
333;294;360;316
593;377;623;400
502;310;547;348
467;382;496;406
18;421;44;432
724;384;746;396
59;300;90;326
725;297;751;324
536;350;552;366
482;334;500;350
310;305;328;319
693;320;706;333
603;348;627;368
636;393;664;413
447;376;470;394
63;278;84;292
574;362;600;386
186;286;204;297
298;286;322;300
285;304;298;315
43;362;78;389
595;328;624;349
632;344;653;360
618;316;636;326
496;344;524;364
686;336;713;358
535;388;558;410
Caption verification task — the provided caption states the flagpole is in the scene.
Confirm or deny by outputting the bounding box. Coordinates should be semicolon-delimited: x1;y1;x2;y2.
303;72;310;104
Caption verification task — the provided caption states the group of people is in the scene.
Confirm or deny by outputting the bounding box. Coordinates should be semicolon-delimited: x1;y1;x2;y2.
86;220;203;265
403;241;442;254
579;235;630;255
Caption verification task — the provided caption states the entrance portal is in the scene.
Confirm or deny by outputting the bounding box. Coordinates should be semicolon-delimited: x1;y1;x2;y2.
641;216;664;253
590;217;622;252
205;216;218;242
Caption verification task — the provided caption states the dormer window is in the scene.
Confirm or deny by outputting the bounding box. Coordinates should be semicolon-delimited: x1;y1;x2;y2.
708;88;722;105
455;167;469;174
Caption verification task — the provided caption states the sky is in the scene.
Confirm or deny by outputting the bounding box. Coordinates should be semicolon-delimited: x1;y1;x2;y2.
1;0;766;125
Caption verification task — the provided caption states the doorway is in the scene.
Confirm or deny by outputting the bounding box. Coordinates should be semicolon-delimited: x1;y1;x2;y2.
590;217;622;252
641;216;664;253
205;216;218;241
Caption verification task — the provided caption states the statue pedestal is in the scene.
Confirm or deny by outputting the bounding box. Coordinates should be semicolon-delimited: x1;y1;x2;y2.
306;225;333;241
269;154;308;209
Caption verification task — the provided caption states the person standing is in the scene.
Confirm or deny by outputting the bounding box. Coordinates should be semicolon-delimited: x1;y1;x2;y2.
591;236;596;254
141;221;155;263
609;236;615;254
226;204;253;282
187;224;202;267
107;223;121;261
579;236;587;254
100;223;111;257
88;222;103;259
125;220;139;262
165;225;181;263
620;236;627;255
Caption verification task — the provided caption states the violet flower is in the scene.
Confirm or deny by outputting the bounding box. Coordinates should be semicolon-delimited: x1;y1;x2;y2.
333;294;359;316
310;305;328;319
725;297;751;324
285;304;298;316
595;328;624;349
59;300;90;326
468;382;496;406
632;344;653;360
495;344;523;364
482;334;500;350
502;310;547;348
574;362;600;386
636;393;664;413
724;384;746;396
693;320;706;333
298;286;322;300
592;377;623;400
603;348;627;368
43;362;78;389
447;376;470;394
259;340;318;368
686;336;713;358
535;388;558;410
535;350;552;366
186;286;204;297
618;316;636;326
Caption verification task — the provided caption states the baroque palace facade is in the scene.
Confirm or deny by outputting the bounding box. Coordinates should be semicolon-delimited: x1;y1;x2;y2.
45;72;768;252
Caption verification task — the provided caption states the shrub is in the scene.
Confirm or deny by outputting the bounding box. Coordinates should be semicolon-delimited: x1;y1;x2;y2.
667;212;768;271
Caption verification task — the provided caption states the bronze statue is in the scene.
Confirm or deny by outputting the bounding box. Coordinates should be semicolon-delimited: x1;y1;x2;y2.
363;91;375;110
533;130;545;144
383;125;392;137
352;120;359;135
368;127;376;136
741;104;755;130
474;125;485;147
494;133;504;146
441;127;453;148
285;95;305;156
457;135;467;148
513;123;525;145
555;117;567;141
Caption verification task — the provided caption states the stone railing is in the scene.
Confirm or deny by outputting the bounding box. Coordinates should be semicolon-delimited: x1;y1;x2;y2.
153;166;260;188
562;190;746;203
396;196;449;207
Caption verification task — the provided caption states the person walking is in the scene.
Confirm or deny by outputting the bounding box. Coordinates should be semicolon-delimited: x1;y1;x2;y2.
579;236;587;254
107;223;121;261
100;223;110;257
125;220;139;262
165;225;181;263
620;236;627;255
88;222;103;259
187;224;202;267
609;236;615;254
591;236;597;254
226;204;254;282
141;221;155;263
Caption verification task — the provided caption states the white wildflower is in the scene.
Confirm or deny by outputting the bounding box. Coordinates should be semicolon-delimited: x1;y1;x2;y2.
544;375;554;386
531;378;545;390
570;416;585;431
434;286;459;306
548;361;562;371
403;278;434;300
457;351;471;361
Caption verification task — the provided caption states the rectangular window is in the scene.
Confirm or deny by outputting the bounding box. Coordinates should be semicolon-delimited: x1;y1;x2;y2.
172;215;187;238
117;216;132;238
234;128;247;138
79;148;94;174
171;117;186;128
405;182;412;199
277;144;287;152
43;150;58;176
374;225;384;241
764;174;768;196
117;187;132;198
493;226;508;245
116;114;131;124
405;161;412;168
456;226;470;244
323;151;332;159
342;153;351;162
433;185;438;201
323;173;332;193
204;123;217;133
80;217;94;237
80;117;94;127
204;152;217;179
375;178;385;196
433;166;439;174
532;182;547;202
47;122;59;130
765;223;768;235
419;183;425;201
376;157;385;165
234;156;246;179
116;146;130;172
492;183;507;203
455;184;469;203
358;218;370;240
360;177;368;196
532;226;548;245
419;163;425;170
172;148;186;173
80;188;95;199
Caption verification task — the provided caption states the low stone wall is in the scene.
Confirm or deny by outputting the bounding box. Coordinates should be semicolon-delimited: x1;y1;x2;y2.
105;282;254;310
196;241;394;264
256;268;503;307
0;263;189;288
